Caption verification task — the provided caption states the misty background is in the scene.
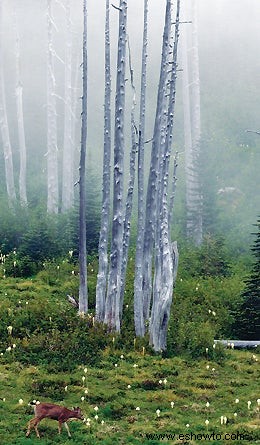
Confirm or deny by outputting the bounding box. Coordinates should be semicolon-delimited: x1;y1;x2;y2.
0;0;259;252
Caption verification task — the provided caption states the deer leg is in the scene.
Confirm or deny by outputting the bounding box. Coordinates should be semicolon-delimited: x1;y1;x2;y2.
64;422;71;438
26;417;41;438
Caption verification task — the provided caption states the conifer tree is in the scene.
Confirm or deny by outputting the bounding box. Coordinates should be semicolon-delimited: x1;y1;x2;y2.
234;218;260;339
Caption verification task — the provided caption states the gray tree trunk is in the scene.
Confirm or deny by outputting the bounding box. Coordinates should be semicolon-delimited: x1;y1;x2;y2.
13;8;27;207
0;1;16;206
104;0;127;332
149;0;181;351
61;0;74;212
134;0;148;338
181;9;193;240
119;36;137;314
190;0;202;245
96;0;111;322
78;0;88;314
142;0;172;325
46;0;59;214
182;0;202;245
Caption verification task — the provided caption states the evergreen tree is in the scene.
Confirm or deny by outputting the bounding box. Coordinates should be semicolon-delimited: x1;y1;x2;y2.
234;218;260;339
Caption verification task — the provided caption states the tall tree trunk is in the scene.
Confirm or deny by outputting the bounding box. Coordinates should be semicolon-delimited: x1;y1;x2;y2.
142;0;172;325
182;0;202;245
96;0;111;322
181;8;193;240
134;0;148;338
104;0;127;332
119;36;137;314
149;0;180;351
61;0;73;212
13;8;27;207
190;0;202;245
46;0;59;214
78;0;88;314
0;1;16;206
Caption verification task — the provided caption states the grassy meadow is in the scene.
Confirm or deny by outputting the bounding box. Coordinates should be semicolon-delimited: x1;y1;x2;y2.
0;259;259;444
0;348;259;444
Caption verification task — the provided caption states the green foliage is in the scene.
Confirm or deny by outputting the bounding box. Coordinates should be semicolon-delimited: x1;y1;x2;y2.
179;235;231;279
233;218;260;340
0;284;108;372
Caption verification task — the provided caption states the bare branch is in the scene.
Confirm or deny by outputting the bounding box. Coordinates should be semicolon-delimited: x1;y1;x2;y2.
111;4;122;11
246;129;260;136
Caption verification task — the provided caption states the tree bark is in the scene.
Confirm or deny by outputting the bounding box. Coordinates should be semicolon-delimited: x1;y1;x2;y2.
96;0;111;322
104;0;127;332
149;0;181;352
78;0;88;314
134;0;148;338
13;8;27;207
119;36;137;314
142;0;172;325
0;1;16;206
61;0;74;212
46;0;59;214
182;0;203;245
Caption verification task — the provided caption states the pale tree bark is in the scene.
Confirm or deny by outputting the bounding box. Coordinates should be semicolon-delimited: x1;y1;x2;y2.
78;0;88;314
46;0;59;214
104;0;127;332
0;1;16;206
190;0;202;245
182;0;203;245
119;36;137;314
149;0;180;351
142;0;172;326
134;0;148;338
13;8;27;207
181;8;193;239
96;0;111;322
61;0;74;212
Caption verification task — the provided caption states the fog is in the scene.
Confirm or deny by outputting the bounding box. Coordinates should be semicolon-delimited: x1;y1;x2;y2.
0;0;260;247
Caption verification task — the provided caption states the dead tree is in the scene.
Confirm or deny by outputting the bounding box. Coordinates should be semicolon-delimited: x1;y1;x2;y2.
61;0;74;212
46;0;59;214
96;0;112;322
0;0;16;206
149;0;180;352
182;0;203;245
104;0;127;332
142;0;172;327
134;0;148;337
78;0;88;314
13;7;27;206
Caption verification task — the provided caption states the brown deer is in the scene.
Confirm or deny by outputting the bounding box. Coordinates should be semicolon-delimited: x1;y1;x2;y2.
26;402;84;438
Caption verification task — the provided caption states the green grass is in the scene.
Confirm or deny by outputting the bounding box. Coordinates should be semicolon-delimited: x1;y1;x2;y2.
0;350;259;444
0;265;258;444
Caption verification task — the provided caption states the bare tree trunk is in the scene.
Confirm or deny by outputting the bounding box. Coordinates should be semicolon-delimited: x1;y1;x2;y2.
0;1;16;206
119;36;137;314
46;0;59;214
96;0;111;322
13;8;27;207
182;0;202;245
61;0;73;212
134;0;148;338
142;0;172;325
149;0;181;351
78;0;88;314
190;0;202;245
104;0;127;332
181;8;193;239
